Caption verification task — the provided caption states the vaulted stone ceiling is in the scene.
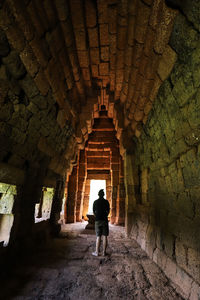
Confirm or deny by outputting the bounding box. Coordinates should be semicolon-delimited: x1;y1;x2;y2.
0;0;177;176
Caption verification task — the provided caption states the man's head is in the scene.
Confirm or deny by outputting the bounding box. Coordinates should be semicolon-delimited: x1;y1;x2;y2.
98;189;104;198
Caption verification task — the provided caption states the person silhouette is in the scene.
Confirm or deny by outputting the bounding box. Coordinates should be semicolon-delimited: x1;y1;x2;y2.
92;189;110;256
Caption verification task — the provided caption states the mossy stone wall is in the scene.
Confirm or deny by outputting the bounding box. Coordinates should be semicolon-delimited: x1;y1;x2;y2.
129;5;200;297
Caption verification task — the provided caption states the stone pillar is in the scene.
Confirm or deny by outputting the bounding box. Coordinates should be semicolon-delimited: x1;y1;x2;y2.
124;152;137;235
115;157;125;225
82;178;90;219
13;159;49;248
106;176;112;206
64;176;69;224
50;178;64;236
110;148;120;224
76;150;86;221
66;165;78;223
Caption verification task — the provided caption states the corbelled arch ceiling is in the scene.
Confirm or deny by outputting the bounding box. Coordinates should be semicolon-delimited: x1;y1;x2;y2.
0;0;177;176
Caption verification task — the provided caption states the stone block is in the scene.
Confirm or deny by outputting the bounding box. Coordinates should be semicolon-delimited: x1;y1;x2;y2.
170;14;198;62
108;5;117;34
45;58;61;93
188;247;200;283
117;25;127;50
55;0;69;21
99;63;109;76
134;108;144;122
43;0;57;28
9;1;35;41
154;5;177;54
85;0;96;28
109;33;117;55
164;257;177;282
189;281;200;300
27;1;46;37
175;267;193;299
149;75;161;101
90;48;100;65
5;24;25;52
30;37;49;68
97;0;107;24
20;45;39;78
135;1;150;41
2;51;26;80
158;45;177;81
57;109;67;129
70;0;84;29
77;51;89;68
52;26;66;56
88;27;99;48
34;69;50;96
82;68;91;81
19;74;39;99
127;15;135;47
100;46;109;62
91;65;98;77
74;29;87;51
144;100;153;115
61;20;74;48
99;24;109;46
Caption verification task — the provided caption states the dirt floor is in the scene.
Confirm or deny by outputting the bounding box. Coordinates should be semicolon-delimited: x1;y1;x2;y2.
1;222;185;300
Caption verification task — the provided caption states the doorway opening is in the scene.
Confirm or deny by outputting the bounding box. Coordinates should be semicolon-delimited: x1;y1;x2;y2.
88;180;106;214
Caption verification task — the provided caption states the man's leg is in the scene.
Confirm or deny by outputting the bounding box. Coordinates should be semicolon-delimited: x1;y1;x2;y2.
102;235;107;256
92;236;101;256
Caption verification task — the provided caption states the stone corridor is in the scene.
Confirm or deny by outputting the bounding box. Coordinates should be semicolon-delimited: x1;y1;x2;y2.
0;0;200;298
1;223;185;300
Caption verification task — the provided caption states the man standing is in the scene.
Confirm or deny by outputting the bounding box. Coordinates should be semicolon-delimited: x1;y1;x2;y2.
92;189;110;257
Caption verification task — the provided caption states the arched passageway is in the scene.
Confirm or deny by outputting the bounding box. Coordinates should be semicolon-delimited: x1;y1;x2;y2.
65;106;125;226
0;0;200;298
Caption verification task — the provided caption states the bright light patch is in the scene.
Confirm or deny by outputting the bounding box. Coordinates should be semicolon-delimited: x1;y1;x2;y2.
88;180;106;214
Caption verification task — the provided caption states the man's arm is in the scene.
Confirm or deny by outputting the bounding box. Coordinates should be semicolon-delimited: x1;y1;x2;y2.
106;200;110;216
93;200;96;216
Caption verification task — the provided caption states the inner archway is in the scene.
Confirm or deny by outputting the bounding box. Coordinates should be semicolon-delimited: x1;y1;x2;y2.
88;179;106;214
65;106;125;225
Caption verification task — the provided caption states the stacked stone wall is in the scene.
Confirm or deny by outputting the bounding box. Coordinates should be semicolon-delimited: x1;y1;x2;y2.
128;5;200;299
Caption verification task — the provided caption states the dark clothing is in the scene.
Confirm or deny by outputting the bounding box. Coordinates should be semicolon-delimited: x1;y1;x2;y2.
95;220;109;236
93;197;110;222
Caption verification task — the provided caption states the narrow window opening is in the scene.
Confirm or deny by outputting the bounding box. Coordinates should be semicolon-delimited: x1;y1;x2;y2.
0;183;16;247
88;180;106;214
35;187;54;223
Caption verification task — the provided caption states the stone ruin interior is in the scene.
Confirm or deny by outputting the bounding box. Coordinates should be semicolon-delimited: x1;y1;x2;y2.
0;0;200;299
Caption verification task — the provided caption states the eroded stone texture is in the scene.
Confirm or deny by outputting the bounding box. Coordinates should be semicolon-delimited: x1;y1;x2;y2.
124;2;200;298
0;223;185;300
0;0;199;297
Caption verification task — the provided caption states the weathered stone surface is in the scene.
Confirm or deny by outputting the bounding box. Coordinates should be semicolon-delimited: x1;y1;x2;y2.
99;24;109;46
30;37;49;68
170;14;198;62
0;2;199;296
20;45;39;78
34;69;50;96
55;0;69;21
0;223;185;299
157;45;177;81
99;62;109;75
2;51;26;80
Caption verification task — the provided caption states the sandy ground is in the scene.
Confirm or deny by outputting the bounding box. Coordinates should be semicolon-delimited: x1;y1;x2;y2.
1;222;184;300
